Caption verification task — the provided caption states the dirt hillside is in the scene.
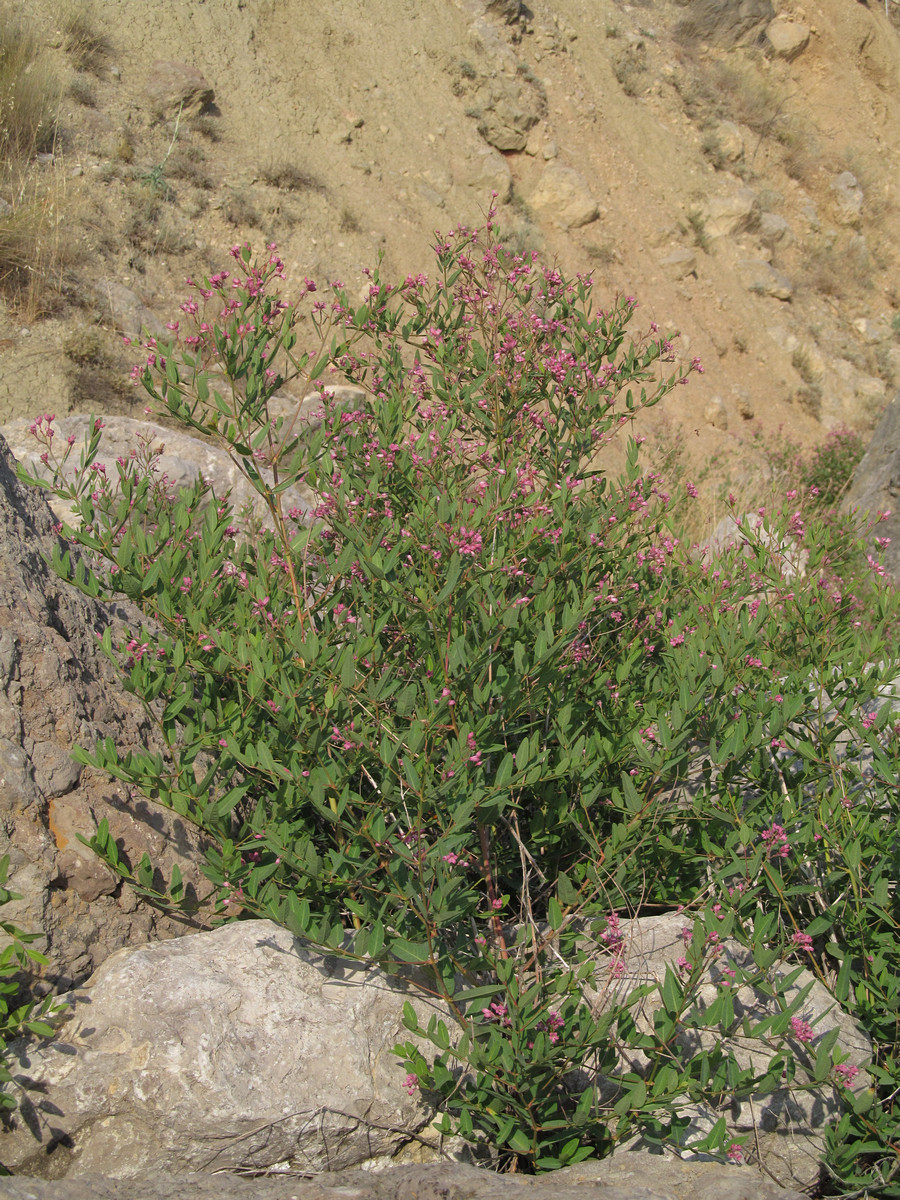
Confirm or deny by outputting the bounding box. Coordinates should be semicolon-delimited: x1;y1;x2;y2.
4;0;900;529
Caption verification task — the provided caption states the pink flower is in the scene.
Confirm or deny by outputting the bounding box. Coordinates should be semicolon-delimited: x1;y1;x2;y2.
790;1016;814;1044
833;1063;860;1088
761;822;790;858
792;931;814;953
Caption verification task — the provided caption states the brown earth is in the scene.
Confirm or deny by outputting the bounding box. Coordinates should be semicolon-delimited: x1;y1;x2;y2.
3;0;900;534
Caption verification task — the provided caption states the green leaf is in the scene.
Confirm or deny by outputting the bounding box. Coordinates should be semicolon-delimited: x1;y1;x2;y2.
437;555;462;603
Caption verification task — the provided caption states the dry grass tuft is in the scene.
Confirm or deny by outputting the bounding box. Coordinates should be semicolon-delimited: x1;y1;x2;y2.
0;10;58;160
260;162;327;193
0;7;82;317
58;2;111;74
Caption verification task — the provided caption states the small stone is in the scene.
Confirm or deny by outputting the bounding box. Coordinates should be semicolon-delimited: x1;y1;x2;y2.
853;317;888;344
737;258;793;301
704;396;728;429
758;212;794;247
713;120;744;163
658;247;697;279
734;390;755;420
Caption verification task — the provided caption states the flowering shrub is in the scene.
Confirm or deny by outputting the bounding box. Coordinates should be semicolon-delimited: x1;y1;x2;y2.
19;216;900;1187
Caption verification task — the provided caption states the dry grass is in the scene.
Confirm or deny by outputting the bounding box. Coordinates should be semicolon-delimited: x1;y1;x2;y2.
0;10;58;160
339;206;361;234
222;185;260;228
612;43;648;98
260;162;327;193
58;2;111;74
0;7;82;316
801;234;874;300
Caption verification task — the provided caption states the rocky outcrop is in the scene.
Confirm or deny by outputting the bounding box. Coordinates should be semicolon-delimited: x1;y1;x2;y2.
2;912;867;1193
846;391;900;579
1;921;447;1179
0;433;209;992
0;1158;809;1200
1;414;316;532
472;76;542;153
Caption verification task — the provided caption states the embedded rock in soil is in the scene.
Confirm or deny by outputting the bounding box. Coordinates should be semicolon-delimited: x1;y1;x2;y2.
142;61;214;118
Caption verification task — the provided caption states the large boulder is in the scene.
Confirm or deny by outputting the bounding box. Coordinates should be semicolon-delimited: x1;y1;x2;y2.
1;920;447;1179
1;414;317;533
2;908;866;1193
0;433;210;992
845;390;900;579
590;913;871;1193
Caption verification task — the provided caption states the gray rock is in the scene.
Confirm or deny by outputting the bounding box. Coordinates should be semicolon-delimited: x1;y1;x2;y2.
736;259;793;301
461;146;513;202
0;433;210;992
1;415;316;533
675;0;775;47
1;921;447;1179
710;121;744;164
473;78;541;153
0;1158;807;1200
89;280;165;341
829;172;864;227
658;248;698;280
589;913;870;1192
701;187;759;239
142;61;213;118
846;390;900;579
757;213;794;249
